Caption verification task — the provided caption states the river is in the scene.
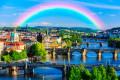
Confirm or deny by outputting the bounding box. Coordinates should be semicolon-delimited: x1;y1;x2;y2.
0;39;120;80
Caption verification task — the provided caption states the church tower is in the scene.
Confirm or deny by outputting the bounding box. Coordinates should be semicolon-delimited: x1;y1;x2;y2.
37;29;42;43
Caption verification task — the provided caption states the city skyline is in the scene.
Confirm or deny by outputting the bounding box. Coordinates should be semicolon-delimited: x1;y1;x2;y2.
0;0;120;29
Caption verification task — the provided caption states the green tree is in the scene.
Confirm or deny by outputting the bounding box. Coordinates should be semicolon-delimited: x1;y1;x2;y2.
77;38;82;43
82;69;91;80
3;51;8;55
1;54;12;62
69;66;80;80
91;67;102;80
67;40;72;47
106;66;118;80
29;42;47;62
98;65;107;80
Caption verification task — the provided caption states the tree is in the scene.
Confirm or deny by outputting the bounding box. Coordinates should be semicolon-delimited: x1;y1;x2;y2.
91;67;102;80
3;51;8;55
106;66;118;80
69;66;80;80
29;42;47;62
1;54;12;62
98;65;107;80
1;49;27;62
67;40;72;47
77;38;82;43
67;64;119;80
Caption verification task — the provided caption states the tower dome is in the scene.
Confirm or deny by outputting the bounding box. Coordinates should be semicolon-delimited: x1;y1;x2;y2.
11;32;19;38
10;30;19;42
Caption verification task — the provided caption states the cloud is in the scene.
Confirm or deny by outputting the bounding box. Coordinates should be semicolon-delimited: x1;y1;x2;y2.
41;22;51;25
0;22;7;26
74;1;120;9
98;12;103;14
13;13;17;16
109;14;116;16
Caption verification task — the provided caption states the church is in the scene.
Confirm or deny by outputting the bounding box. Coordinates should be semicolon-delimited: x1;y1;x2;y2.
4;30;25;52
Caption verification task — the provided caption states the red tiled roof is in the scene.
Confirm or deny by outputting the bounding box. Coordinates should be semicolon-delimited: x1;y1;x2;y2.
4;41;25;45
50;38;59;39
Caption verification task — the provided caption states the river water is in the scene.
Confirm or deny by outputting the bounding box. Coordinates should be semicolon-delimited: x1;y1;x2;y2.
0;39;120;80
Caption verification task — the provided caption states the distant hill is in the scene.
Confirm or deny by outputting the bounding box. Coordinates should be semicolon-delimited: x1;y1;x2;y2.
35;26;100;33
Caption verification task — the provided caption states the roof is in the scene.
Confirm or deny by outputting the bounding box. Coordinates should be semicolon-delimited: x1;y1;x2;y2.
4;41;25;45
6;46;21;51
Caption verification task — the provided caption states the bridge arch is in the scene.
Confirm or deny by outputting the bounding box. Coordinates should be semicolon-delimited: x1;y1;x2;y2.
72;51;81;56
102;51;113;58
86;51;97;57
117;52;120;57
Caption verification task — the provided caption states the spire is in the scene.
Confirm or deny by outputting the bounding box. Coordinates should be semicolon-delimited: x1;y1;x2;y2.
39;28;41;34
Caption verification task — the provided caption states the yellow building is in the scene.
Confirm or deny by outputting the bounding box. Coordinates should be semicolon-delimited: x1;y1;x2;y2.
50;41;58;48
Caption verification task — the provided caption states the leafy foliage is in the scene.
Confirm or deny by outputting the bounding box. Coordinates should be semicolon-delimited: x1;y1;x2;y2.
68;64;118;80
1;49;27;62
29;42;47;62
108;37;120;48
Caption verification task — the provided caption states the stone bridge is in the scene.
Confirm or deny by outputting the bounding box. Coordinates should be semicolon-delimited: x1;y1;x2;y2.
82;42;108;47
45;48;120;60
1;63;120;79
82;37;108;41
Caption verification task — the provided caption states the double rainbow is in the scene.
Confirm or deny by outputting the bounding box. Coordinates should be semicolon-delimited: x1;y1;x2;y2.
15;1;104;29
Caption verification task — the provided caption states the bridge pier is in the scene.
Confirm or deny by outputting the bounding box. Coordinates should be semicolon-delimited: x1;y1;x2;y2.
82;48;86;56
24;63;34;74
67;47;71;65
81;55;86;63
113;49;118;60
87;43;90;47
97;48;102;61
53;48;56;60
100;43;103;47
62;64;67;79
8;66;17;74
96;39;98;41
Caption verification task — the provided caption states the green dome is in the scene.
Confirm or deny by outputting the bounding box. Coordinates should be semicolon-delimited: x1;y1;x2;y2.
11;32;19;37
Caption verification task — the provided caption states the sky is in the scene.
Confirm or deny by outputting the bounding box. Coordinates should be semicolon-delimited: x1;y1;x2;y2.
0;0;120;29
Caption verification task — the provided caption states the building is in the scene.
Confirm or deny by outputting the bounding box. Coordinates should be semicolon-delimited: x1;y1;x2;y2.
0;41;4;55
10;30;19;42
50;30;58;36
37;31;43;43
43;30;61;49
4;30;26;52
50;41;58;48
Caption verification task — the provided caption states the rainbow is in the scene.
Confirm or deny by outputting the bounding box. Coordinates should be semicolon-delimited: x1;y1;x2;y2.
15;1;104;29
